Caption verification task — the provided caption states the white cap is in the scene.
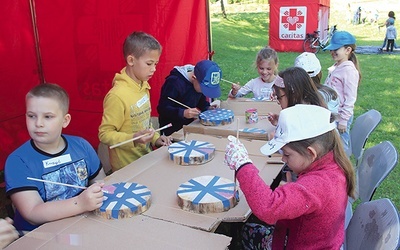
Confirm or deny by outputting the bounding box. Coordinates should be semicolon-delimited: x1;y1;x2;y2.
294;52;321;77
260;104;336;156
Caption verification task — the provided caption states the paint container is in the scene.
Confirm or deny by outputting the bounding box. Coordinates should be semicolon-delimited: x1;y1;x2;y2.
245;108;258;124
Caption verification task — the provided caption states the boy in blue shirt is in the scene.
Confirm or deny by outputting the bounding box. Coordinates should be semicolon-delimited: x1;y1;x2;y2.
5;83;106;231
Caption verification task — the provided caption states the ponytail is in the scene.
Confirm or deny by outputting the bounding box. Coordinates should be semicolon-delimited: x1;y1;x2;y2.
346;44;362;85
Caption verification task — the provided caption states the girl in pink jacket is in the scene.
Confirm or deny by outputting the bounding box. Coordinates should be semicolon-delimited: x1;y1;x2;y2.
323;31;361;155
225;104;356;249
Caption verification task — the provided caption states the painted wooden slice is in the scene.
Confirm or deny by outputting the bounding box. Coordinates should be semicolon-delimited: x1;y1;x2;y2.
177;175;238;214
168;140;215;165
199;108;234;126
95;182;151;219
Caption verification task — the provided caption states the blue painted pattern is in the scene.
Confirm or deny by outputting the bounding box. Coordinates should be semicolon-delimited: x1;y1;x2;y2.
199;108;234;125
168;140;215;164
241;128;268;134
99;182;151;219
177;176;235;209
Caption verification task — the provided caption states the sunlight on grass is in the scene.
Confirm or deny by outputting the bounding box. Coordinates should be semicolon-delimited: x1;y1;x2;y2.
211;2;400;210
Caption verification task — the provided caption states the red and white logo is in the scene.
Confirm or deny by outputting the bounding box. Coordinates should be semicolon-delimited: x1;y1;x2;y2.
279;7;307;40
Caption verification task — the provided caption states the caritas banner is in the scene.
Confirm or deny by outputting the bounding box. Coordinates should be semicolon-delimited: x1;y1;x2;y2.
269;0;330;52
279;7;307;40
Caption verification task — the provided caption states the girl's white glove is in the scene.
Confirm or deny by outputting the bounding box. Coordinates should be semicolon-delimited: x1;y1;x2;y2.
224;135;252;171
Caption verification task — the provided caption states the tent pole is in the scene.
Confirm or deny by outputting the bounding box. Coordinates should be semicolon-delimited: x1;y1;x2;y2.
29;0;45;84
205;0;214;60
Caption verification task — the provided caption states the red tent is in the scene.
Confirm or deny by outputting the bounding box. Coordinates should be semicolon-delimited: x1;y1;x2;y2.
0;0;212;171
269;0;330;52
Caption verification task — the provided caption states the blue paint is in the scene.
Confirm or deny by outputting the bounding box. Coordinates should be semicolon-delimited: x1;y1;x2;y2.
100;182;151;219
241;128;267;134
177;176;234;209
169;141;213;163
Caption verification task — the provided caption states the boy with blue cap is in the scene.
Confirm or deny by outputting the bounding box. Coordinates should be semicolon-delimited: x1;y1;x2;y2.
323;31;361;154
157;60;222;136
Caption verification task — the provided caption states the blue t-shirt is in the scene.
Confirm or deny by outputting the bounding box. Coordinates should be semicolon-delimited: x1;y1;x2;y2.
5;135;101;231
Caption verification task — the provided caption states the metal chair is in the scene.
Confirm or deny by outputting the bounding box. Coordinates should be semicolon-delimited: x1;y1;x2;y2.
345;198;400;250
354;141;398;203
349;109;382;167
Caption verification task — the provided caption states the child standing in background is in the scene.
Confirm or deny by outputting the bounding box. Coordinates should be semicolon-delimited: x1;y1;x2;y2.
323;31;361;154
386;19;397;53
6;83;106;231
229;46;278;100
99;31;171;172
379;11;397;51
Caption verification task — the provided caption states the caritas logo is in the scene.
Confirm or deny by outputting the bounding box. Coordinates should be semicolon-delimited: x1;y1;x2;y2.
279;7;307;40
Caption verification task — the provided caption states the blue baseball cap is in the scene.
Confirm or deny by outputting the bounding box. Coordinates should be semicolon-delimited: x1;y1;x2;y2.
323;31;356;51
194;60;222;98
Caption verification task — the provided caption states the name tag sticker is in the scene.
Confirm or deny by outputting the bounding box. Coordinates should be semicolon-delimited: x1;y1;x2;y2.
43;154;72;169
137;95;149;108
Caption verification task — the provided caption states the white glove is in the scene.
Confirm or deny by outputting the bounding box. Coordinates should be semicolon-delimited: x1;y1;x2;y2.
210;99;221;109
225;136;252;171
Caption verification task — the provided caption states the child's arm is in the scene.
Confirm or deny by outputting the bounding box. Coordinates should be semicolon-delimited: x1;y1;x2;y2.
229;79;255;98
229;83;241;98
10;183;104;226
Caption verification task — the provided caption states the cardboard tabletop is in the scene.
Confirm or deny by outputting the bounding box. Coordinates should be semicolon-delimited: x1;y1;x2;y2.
6;214;231;250
7;135;282;249
104;134;283;232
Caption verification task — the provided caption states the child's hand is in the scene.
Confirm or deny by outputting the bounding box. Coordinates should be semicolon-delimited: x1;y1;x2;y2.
0;218;19;249
338;124;347;134
231;83;241;96
155;135;172;147
209;100;220;109
224;135;252;171
76;182;104;212
267;112;279;126
183;108;201;119
133;129;155;144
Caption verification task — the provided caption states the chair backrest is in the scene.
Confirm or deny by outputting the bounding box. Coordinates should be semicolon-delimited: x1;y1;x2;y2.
350;109;382;166
356;141;398;202
344;199;353;230
346;198;400;250
97;142;112;175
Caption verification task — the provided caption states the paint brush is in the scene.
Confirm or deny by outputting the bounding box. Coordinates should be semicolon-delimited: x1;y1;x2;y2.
27;177;87;190
221;78;236;85
167;97;191;109
109;123;172;149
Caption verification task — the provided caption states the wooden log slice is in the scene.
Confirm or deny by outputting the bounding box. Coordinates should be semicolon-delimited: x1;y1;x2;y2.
177;175;238;214
199;108;234;126
168;140;215;165
95;182;151;219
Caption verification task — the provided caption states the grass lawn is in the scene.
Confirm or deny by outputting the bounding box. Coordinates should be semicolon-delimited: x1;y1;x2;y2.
210;2;400;210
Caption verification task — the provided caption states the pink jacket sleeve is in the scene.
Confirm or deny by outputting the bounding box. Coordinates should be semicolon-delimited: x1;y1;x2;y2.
236;163;325;225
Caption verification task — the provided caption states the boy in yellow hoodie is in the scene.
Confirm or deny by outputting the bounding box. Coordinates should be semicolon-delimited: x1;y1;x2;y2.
99;31;171;172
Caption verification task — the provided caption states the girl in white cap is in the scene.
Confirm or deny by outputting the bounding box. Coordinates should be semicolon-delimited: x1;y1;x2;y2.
225;104;355;249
